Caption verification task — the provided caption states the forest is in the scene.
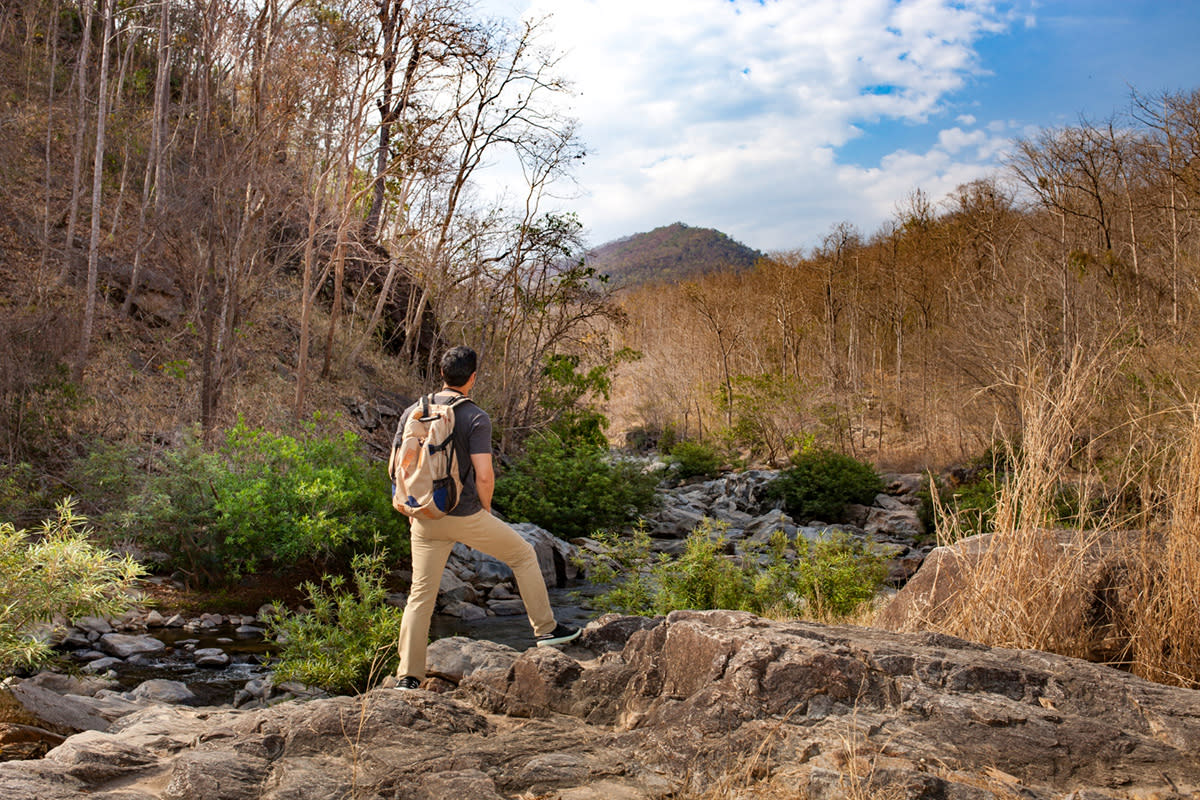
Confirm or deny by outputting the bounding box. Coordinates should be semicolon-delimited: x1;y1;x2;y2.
2;0;1200;688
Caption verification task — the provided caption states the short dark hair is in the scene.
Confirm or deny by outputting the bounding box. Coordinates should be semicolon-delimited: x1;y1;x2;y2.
440;346;477;387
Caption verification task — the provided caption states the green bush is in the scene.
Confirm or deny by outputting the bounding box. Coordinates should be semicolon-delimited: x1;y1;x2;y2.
0;499;145;671
77;417;407;584
265;550;403;694
494;434;660;539
213;419;406;573
665;439;725;480
587;519;887;621
766;448;883;522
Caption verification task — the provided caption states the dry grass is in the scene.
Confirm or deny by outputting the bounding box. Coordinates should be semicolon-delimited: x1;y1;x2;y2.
895;332;1200;688
920;344;1116;658
1123;407;1200;688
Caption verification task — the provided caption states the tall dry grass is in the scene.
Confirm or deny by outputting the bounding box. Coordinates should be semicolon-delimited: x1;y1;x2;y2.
924;343;1118;659
1123;408;1200;688
909;331;1200;688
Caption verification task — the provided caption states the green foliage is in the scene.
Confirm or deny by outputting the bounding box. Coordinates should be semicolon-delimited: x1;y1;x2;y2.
494;434;660;539
265;550;403;694
587;520;887;621
0;461;55;528
0;499;146;671
717;373;813;466
537;348;640;448
584;525;660;615
766;448;883;522
76;417;407;584
665;439;725;479
213;419;405;573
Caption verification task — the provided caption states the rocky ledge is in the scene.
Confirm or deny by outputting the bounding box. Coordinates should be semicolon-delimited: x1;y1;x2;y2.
2;610;1198;799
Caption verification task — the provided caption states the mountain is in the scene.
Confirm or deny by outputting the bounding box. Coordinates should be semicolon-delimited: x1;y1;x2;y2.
585;222;763;287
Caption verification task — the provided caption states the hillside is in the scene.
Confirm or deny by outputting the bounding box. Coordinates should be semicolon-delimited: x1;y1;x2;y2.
585;222;763;287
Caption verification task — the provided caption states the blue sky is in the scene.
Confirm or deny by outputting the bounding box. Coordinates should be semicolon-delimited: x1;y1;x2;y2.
477;0;1200;253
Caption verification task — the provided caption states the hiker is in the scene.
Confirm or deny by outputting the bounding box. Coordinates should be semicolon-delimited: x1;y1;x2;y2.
393;345;581;690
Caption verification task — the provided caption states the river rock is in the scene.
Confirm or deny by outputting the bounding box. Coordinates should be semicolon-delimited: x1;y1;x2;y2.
98;634;165;659
126;680;198;705
438;570;480;606
426;636;521;683
193;648;231;668
487;598;527;616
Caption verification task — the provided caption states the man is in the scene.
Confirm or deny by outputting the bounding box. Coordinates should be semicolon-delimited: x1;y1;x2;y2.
393;345;580;690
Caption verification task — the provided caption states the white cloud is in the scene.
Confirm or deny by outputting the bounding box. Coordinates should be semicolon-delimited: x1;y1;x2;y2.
478;0;1027;251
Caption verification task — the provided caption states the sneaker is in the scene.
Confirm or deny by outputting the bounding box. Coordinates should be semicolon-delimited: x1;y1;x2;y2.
535;623;581;648
396;675;421;690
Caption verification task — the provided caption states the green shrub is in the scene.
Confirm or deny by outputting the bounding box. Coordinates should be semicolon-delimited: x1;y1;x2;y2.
584;525;660;615
0;461;56;529
587;519;887;621
0;499;145;671
766;448;883;522
494;434;660;539
665;439;725;480
265;550;403;694
77;417;407;584
212;419;406;574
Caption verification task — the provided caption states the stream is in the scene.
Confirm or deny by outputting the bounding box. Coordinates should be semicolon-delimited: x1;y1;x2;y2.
113;585;600;706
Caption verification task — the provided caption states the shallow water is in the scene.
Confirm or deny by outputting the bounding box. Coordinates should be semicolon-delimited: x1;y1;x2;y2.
112;584;600;705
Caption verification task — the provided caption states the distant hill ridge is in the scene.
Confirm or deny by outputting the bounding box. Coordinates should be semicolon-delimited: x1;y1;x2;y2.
586;222;763;287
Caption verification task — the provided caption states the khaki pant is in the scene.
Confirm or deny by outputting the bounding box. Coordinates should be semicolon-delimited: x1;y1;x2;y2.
398;510;557;679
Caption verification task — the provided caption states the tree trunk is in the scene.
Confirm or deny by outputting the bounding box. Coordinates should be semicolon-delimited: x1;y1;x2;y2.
73;0;115;383
61;0;96;284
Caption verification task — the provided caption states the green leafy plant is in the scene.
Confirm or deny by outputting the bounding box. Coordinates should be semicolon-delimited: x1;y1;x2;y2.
77;417;407;585
766;447;883;522
583;524;661;615
665;439;726;480
0;499;146;671
494;433;660;539
717;372;815;466
587;519;887;621
265;549;403;694
212;418;406;574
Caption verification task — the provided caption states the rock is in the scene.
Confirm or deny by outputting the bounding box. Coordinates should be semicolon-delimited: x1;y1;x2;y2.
3;612;1199;799
9;679;118;732
98;634;166;659
126;681;198;705
163;751;270;800
512;523;582;586
873;529;1137;663
864;505;924;539
441;600;487;620
194;648;231;668
426;637;521;683
0;723;65;760
74;617;114;637
884;472;927;497
487;598;527;616
81;656;123;674
874;493;909;511
437;570;479;606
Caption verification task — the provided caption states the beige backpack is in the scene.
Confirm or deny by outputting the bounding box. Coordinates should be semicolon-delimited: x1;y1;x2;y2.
389;393;470;519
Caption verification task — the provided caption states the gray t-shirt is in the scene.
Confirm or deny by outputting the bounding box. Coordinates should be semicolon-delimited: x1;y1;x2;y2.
394;391;491;516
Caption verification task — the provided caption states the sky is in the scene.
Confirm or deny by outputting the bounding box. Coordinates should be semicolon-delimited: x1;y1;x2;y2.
475;0;1200;254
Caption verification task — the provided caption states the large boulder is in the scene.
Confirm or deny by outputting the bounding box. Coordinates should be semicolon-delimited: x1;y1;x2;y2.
873;528;1139;663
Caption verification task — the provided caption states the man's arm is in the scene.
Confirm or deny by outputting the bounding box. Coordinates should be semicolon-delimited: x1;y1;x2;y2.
471;451;495;513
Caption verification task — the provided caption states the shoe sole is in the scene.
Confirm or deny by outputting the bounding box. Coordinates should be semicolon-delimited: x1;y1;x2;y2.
536;629;582;648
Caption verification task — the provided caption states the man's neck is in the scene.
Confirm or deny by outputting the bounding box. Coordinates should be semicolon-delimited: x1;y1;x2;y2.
441;384;467;394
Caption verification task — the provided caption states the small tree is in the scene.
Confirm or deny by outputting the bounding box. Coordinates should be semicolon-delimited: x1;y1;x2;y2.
0;499;145;671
